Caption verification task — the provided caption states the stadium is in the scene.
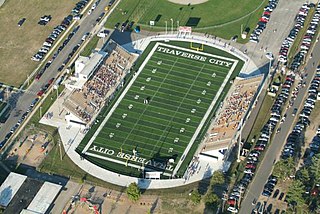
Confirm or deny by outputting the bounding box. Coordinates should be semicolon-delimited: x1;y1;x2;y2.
77;39;242;176
41;32;261;188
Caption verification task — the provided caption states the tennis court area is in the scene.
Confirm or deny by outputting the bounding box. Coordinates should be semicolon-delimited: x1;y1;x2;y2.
78;41;244;177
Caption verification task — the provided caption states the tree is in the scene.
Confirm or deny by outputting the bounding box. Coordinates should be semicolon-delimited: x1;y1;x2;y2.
310;154;320;185
190;190;201;205
296;167;310;185
286;180;305;208
126;182;141;202
210;170;225;186
273;158;295;180
204;192;220;206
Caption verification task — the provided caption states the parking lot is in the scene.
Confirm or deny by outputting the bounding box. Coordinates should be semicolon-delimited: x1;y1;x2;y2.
0;0;75;86
290;3;320;71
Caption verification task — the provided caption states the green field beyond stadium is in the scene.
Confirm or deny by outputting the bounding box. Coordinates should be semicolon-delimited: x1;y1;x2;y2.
105;0;267;40
78;41;243;177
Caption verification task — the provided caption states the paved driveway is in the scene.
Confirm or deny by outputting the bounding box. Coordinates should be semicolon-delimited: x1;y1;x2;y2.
239;39;320;214
0;0;117;146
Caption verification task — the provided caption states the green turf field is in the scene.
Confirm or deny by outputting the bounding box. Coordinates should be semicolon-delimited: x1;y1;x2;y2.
105;0;267;41
77;41;243;177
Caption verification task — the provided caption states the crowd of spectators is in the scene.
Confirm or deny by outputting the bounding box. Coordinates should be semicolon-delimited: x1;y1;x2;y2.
65;44;133;123
208;76;262;144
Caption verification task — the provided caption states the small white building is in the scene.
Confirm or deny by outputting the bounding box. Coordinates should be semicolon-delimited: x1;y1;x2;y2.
21;182;62;214
65;52;106;90
0;172;27;208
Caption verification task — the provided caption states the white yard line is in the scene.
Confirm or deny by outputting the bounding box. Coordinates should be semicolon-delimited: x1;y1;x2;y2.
172;58;239;176
119;58;179;149
150;63;206;157
131;89;211;106
83;42;239;175
82;43;161;153
111;109;198;130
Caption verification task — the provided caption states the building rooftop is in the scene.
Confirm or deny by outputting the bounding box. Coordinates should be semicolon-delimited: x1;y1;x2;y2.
80;52;106;77
0;172;27;207
23;182;62;214
3;178;43;214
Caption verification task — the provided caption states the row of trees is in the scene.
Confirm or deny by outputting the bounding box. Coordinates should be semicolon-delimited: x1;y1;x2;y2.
125;170;227;212
272;157;295;180
190;170;225;209
282;153;320;213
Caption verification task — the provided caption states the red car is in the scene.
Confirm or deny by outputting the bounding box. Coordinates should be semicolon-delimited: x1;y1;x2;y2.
227;199;236;205
37;90;44;97
48;78;55;85
259;18;268;23
245;164;256;169
254;145;266;151
35;73;42;80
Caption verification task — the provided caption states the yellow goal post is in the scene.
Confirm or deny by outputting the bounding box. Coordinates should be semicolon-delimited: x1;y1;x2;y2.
190;42;204;51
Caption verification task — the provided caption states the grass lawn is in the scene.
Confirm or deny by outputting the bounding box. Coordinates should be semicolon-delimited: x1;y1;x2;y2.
80;35;100;57
0;0;75;87
39;135;212;195
30;85;65;125
287;7;316;65
247;94;274;142
77;41;244;178
105;0;267;41
38;136;125;191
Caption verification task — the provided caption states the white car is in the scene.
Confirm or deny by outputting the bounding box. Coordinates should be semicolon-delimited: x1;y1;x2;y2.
73;15;81;20
97;29;109;38
227;206;238;213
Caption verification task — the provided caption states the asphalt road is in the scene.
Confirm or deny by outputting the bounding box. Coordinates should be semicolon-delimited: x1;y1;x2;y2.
0;1;113;145
234;0;310;142
234;0;310;70
239;39;320;214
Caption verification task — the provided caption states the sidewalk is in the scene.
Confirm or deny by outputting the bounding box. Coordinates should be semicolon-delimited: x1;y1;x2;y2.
39;86;225;189
123;33;259;76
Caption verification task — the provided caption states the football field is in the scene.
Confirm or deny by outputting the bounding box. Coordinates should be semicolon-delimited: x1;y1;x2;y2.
80;42;240;176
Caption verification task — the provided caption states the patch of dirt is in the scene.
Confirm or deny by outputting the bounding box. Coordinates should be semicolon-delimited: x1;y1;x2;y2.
6;132;53;168
61;184;208;214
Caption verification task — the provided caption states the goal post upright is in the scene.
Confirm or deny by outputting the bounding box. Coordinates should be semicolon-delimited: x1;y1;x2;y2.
190;42;204;52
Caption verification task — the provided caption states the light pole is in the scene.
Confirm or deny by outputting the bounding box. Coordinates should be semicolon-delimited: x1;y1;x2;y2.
170;18;173;34
237;133;242;162
39;106;42;118
165;21;167;34
59;139;62;161
237;119;243;162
